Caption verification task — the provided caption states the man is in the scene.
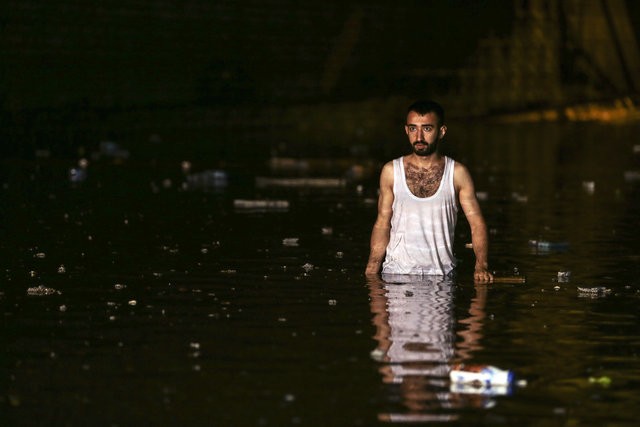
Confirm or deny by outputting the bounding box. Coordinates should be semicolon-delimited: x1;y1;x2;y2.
365;100;493;282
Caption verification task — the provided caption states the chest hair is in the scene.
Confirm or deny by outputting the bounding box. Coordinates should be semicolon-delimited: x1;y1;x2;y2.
404;161;445;198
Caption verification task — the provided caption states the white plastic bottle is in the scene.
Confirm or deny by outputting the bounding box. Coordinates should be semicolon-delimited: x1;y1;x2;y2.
449;364;514;387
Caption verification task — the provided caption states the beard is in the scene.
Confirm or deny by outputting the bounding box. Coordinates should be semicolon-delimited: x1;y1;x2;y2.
413;141;437;156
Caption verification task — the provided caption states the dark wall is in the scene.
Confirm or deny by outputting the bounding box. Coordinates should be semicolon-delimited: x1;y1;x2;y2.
1;0;514;111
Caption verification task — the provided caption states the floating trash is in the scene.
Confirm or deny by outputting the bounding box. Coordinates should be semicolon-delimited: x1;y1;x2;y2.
268;157;310;172
27;285;61;296
186;169;228;189
321;226;333;235
57;265;66;274
476;191;489;201
233;199;289;212
255;177;346;189
511;192;528;203
449;364;515;395
577;286;612;298
282;237;299;247
370;348;385;361
582;181;595;194
557;271;571;282
69;167;87;183
302;263;314;272
529;239;569;252
588;376;612;387
449;364;514;385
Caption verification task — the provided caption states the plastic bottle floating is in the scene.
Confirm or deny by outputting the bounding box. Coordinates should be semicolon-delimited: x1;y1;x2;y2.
449;364;517;396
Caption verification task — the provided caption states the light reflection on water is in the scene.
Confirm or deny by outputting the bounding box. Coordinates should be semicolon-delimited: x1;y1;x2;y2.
1;121;640;425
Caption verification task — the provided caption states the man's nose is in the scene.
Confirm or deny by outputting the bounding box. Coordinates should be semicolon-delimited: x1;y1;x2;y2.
416;129;424;140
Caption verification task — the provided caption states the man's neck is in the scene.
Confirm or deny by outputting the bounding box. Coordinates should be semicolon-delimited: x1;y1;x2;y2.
407;152;443;167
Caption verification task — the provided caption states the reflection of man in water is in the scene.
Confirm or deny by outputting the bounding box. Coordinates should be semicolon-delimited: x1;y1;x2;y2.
365;100;493;282
369;274;489;422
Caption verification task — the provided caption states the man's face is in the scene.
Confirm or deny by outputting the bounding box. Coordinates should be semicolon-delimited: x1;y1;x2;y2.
404;111;446;157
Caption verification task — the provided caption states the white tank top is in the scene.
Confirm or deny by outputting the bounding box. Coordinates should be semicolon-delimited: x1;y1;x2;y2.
382;156;458;275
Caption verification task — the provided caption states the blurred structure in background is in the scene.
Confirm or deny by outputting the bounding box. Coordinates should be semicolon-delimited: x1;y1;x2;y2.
454;0;640;119
1;0;639;158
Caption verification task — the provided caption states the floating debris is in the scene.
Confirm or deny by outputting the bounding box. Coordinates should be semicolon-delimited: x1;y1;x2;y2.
27;285;61;296
321;226;333;235
577;286;612;298
302;263;314;272
69;167;87;183
181;161;192;173
186;169;228;189
588;376;612;387
449;364;515;396
255;177;346;189
476;191;489;201
582;181;595;194
511;192;528;203
233;199;289;212
282;237;299;247
57;265;66;274
529;239;569;252
557;271;571;282
492;276;527;284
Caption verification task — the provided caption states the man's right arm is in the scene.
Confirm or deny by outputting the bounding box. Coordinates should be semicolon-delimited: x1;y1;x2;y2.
365;162;394;275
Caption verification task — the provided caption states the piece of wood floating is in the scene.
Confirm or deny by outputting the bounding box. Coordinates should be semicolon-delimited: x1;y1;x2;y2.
492;276;527;284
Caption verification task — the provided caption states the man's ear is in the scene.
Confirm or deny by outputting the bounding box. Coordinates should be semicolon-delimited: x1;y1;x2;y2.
439;125;447;139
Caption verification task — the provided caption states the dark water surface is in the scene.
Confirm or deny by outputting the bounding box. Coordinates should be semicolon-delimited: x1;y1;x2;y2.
2;122;640;426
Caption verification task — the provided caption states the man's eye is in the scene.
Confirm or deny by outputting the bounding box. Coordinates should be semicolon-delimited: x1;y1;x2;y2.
409;126;417;132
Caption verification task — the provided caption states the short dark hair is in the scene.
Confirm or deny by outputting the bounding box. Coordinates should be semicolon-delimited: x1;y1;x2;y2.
407;100;445;125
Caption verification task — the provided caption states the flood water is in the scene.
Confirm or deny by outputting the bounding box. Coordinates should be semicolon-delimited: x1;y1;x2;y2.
2;121;640;426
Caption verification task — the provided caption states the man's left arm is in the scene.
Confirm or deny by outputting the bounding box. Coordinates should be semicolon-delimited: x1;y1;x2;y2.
454;163;494;283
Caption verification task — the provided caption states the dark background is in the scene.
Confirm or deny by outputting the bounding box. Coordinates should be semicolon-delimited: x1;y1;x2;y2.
1;0;639;159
